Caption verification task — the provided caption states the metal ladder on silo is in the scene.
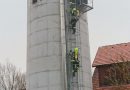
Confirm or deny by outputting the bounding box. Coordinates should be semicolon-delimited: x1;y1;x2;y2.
64;0;93;90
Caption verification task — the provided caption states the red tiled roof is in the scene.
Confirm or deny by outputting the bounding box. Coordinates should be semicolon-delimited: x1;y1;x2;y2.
92;42;130;67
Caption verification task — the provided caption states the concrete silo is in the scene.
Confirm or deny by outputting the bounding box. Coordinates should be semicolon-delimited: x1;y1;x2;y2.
27;0;93;90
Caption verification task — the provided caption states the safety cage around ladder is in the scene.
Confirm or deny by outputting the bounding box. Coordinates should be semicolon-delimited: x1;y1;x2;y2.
64;0;93;90
69;0;93;13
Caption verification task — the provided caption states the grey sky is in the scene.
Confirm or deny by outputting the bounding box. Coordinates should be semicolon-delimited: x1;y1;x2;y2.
88;0;130;63
0;0;129;71
0;0;27;71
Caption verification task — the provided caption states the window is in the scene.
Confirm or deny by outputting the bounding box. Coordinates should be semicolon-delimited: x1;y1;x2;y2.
32;0;37;4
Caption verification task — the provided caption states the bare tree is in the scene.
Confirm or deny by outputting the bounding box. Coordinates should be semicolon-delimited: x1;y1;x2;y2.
104;56;130;90
0;63;26;90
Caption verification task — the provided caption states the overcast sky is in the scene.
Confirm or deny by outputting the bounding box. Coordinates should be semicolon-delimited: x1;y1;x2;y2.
0;0;129;71
0;0;27;71
88;0;130;63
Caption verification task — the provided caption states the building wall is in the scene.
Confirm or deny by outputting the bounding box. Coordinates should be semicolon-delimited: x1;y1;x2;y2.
93;67;130;90
27;0;92;90
93;68;100;90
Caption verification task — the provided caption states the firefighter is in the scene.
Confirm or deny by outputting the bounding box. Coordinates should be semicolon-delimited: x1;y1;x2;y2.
70;48;80;76
74;48;80;75
70;8;79;34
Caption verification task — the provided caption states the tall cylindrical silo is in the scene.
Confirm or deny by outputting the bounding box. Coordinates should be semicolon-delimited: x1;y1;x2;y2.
27;0;92;90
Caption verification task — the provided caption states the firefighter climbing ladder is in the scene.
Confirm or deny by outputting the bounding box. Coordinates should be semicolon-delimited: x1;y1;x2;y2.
64;0;93;90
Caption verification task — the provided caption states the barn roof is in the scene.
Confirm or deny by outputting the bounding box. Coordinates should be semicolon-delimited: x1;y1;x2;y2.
92;42;130;67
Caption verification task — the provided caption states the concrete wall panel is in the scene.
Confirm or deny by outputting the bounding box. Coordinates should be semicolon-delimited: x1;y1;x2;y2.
47;15;60;29
48;29;61;42
28;56;61;74
47;3;60;15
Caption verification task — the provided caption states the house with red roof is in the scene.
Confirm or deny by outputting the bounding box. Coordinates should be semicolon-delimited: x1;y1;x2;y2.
92;42;130;90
